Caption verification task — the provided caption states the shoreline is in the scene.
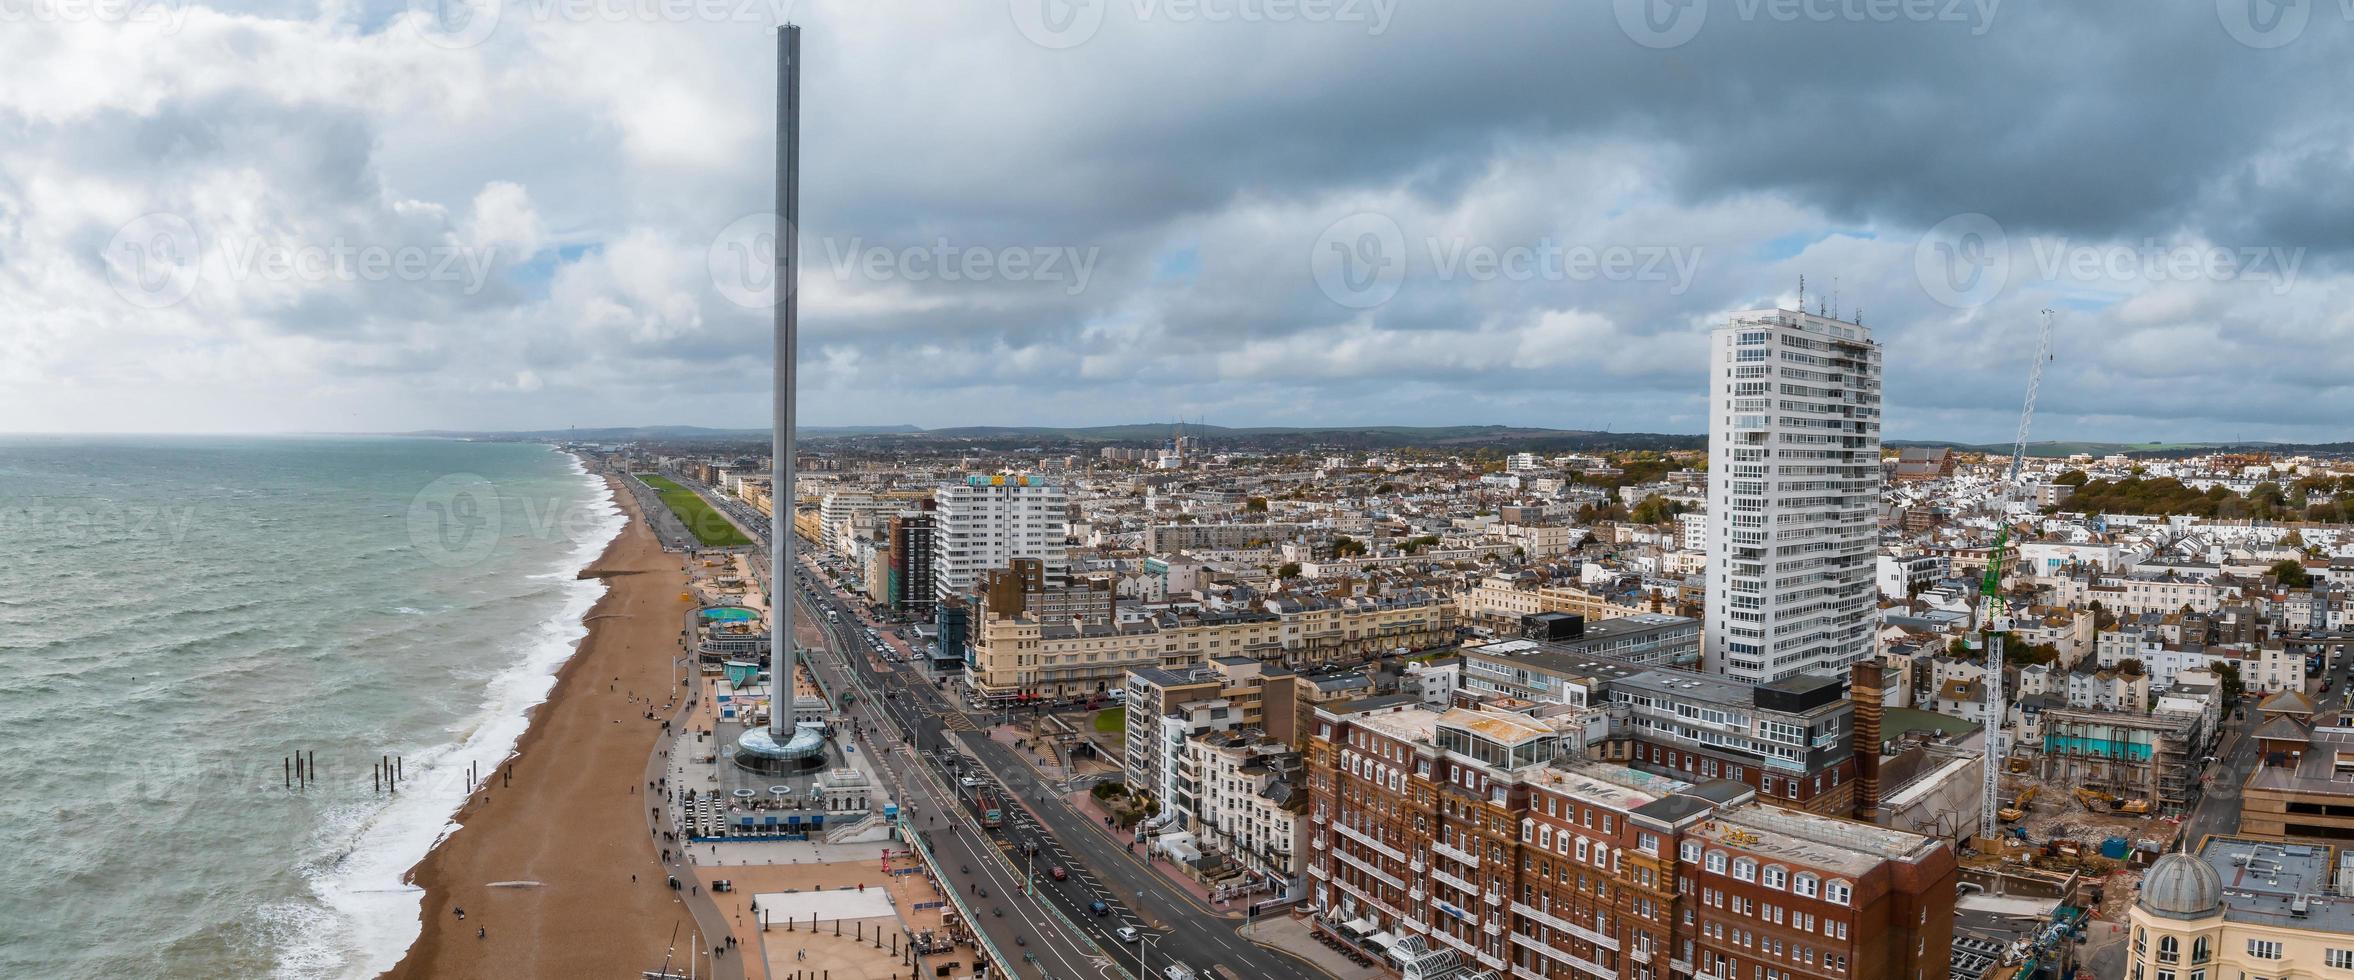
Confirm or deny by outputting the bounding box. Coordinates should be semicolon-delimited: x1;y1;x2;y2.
381;470;696;978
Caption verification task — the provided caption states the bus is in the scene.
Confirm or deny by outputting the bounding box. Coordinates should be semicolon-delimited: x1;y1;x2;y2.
958;780;1002;829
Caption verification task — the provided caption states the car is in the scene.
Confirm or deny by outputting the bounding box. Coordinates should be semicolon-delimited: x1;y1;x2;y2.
1048;865;1067;881
960;776;978;787
1116;926;1139;942
1089;900;1110;916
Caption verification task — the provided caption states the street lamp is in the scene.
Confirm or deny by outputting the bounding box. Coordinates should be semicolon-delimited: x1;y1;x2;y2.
1138;932;1160;980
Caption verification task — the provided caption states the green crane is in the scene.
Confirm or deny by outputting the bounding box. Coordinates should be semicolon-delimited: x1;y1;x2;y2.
1976;309;2055;843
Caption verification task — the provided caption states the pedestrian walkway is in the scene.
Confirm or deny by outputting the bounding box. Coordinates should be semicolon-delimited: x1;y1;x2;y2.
1062;784;1237;916
1240;915;1387;980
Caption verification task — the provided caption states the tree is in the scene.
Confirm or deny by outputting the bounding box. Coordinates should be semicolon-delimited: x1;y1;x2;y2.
1276;562;1302;579
2270;559;2312;588
2054;469;2088;486
1245;496;1268;513
2212;661;2245;703
1632;494;1690;525
1331;536;1368;558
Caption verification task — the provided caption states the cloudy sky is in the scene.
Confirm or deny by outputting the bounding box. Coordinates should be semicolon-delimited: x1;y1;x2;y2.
5;0;2351;441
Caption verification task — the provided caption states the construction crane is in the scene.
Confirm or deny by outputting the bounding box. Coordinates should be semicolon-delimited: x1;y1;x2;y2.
1975;308;2056;844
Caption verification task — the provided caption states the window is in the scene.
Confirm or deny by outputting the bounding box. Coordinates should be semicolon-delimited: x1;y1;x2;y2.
2157;936;2178;964
1762;866;1787;889
2327;949;2354;970
2191;938;2209;964
1682;841;1702;863
1823;880;1851;905
1705;851;1727;874
1639;832;1661;854
2248;939;2282;960
1732;858;1758;882
1792;873;1819;898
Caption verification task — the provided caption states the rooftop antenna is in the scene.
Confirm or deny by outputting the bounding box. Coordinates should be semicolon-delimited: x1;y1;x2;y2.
1831;274;1841;321
1797;274;1806;313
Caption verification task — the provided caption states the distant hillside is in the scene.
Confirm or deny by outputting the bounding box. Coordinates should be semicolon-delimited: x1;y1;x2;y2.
1882;439;2354;459
410;425;2347;457
399;424;918;442
900;424;1703;451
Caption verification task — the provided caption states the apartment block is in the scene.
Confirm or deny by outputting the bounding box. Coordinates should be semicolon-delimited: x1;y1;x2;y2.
1463;573;1649;629
1145;522;1296;552
967;595;1454;700
932;474;1067;603
1124;658;1303;817
1302;701;1956;980
1598;669;1860;816
883;506;937;617
1705;308;1882;684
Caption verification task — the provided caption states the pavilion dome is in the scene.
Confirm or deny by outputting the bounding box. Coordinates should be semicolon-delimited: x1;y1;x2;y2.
2138;852;2222;920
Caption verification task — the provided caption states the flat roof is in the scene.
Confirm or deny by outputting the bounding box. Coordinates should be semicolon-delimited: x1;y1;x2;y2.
1529;760;1689;812
1437;707;1551;744
1338;702;1444;743
2246;726;2354;798
1697;802;1945;875
2200;836;2354;933
1462;639;1651;684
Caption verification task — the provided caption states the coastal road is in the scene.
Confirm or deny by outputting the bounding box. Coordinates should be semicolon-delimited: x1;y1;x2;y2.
678;471;1316;978
793;588;1111;980
795;568;1324;980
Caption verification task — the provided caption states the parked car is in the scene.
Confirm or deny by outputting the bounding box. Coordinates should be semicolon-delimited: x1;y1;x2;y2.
1049;865;1068;881
1116;926;1139;942
1089;900;1110;916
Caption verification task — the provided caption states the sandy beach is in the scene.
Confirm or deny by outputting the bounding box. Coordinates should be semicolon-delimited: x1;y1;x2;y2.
383;475;697;979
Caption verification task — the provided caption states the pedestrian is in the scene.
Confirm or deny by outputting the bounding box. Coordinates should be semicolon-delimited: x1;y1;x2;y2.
477;926;485;939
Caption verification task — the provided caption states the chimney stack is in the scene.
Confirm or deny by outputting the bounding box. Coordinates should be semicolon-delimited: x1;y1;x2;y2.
1851;660;1884;818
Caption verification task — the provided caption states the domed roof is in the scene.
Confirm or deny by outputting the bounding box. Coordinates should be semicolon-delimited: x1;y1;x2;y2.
2138;853;2223;919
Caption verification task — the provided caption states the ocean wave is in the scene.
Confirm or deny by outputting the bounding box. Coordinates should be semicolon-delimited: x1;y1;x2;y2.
296;448;625;980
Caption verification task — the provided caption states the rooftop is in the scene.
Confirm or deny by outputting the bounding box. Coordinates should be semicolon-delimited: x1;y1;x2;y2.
1436;706;1551;744
1696;801;1947;875
2197;836;2354;933
1338;702;1444;743
1529;760;1689;811
2245;726;2354;798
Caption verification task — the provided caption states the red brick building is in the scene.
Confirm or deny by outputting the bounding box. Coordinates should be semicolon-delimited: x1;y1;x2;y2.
1305;699;1956;980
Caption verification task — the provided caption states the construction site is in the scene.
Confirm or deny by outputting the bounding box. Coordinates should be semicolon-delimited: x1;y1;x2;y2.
1961;761;2177;924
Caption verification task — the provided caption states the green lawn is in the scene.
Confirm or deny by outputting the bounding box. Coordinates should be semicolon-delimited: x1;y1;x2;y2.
1093;706;1126;733
636;474;754;547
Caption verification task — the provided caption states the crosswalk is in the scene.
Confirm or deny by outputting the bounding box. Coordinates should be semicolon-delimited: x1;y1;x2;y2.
941;712;980;733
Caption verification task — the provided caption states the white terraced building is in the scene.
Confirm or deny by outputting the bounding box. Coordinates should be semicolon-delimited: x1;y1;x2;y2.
931;474;1067;603
1704;307;1883;684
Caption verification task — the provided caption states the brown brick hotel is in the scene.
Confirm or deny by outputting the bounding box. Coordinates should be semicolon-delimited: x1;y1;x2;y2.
1305;698;1956;980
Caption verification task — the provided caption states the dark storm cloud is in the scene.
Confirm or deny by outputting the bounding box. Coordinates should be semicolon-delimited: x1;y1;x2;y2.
11;0;2354;438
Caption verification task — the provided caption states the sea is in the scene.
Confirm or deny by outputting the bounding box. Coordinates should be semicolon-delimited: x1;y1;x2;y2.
0;435;624;979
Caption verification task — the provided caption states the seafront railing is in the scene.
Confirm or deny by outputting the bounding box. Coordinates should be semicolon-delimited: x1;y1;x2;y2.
898;813;1017;978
